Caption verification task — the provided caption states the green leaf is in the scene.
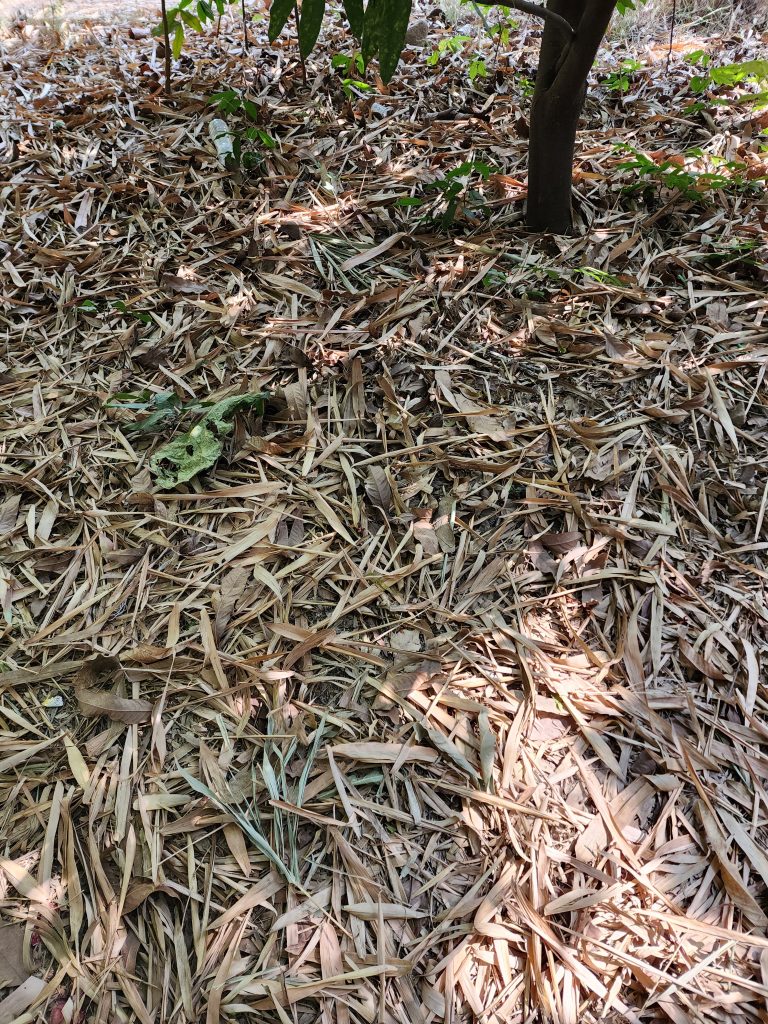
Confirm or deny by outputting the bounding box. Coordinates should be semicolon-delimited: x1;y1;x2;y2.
361;0;380;64
242;98;260;120
242;151;265;171
298;0;325;59
150;392;267;488
468;56;486;81
377;0;412;83
198;0;214;18
177;767;297;884
172;21;185;58
179;8;203;30
268;0;295;41
256;127;277;148
342;0;364;38
211;88;242;114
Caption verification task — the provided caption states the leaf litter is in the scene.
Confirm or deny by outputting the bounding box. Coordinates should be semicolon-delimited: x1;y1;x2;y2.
1;4;768;1024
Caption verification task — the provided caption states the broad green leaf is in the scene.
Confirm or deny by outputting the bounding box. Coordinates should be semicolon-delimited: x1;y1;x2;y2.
268;0;295;41
377;0;412;83
711;59;768;86
179;8;203;30
342;0;364;38
172;21;185;58
242;98;260;119
298;0;325;59
150;392;267;488
361;0;381;64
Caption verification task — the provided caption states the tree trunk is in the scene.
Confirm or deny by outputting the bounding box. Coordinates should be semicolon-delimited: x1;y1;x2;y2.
525;0;618;234
527;89;584;234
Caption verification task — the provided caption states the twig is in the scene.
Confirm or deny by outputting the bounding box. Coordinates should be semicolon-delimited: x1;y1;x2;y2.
491;0;574;38
294;3;307;83
666;0;676;72
160;0;172;95
242;0;249;51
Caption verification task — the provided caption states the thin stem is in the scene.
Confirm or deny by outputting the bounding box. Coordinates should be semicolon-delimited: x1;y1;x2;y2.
160;0;172;95
294;3;307;83
666;0;676;71
242;0;249;51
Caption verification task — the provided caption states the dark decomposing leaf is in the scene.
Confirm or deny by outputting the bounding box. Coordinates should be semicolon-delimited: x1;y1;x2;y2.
365;466;393;511
72;655;151;725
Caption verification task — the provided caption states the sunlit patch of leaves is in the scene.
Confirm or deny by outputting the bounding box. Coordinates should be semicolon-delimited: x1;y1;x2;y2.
615;143;767;200
208;88;277;170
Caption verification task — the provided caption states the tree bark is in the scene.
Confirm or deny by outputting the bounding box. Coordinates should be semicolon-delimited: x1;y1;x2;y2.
527;87;585;233
525;0;618;233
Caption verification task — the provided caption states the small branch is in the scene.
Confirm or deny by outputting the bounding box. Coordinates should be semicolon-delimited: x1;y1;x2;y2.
160;0;172;95
241;0;249;51
294;3;307;83
666;0;676;71
492;0;575;37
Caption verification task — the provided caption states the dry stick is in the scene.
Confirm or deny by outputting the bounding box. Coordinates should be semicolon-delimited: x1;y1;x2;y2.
666;0;677;71
294;3;307;83
242;0;249;51
160;0;172;95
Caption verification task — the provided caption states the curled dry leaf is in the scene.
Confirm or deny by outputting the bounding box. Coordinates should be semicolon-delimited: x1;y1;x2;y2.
72;654;151;725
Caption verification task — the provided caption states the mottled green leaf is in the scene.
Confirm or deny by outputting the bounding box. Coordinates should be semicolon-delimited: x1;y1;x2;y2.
298;0;325;58
342;0;364;38
363;0;411;82
268;0;295;41
150;392;267;488
361;0;381;65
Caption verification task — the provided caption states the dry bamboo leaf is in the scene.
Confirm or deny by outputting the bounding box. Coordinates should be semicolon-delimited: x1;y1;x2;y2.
122;644;176;664
213;565;251;639
75;688;151;725
679;639;727;681
478;710;495;791
0;924;30;988
697;801;768;927
223;822;252;877
365;466;393;511
3;20;768;1024
0;976;46;1024
331;742;440;765
344;902;426;920
62;734;90;789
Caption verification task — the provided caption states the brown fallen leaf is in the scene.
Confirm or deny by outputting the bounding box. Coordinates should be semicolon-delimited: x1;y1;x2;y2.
122;644;177;664
73;654;151;724
0;924;30;988
161;272;208;294
75;688;152;724
679;639;728;681
365;466;393;511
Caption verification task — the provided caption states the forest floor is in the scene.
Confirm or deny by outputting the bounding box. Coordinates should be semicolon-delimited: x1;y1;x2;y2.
1;5;768;1024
